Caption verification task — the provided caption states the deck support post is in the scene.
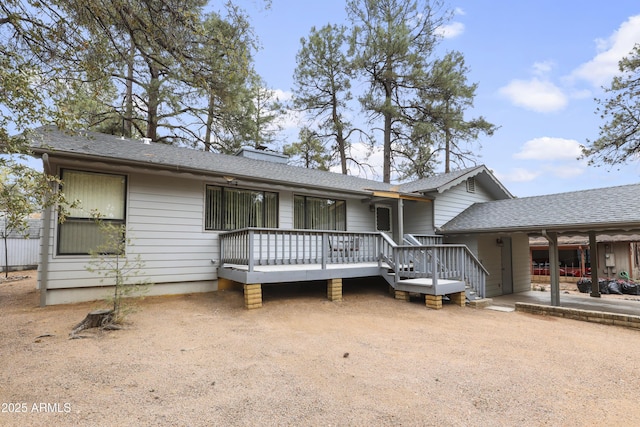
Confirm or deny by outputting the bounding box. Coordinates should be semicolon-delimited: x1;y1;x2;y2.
244;283;262;309
450;291;465;307
425;295;443;310
394;290;410;301
327;278;342;302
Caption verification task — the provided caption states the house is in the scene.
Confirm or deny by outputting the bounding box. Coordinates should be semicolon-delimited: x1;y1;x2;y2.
27;126;640;309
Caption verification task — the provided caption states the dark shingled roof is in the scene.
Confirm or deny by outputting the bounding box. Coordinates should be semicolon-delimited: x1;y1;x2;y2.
28;126;394;196
399;164;513;199
440;183;640;234
27;126;510;199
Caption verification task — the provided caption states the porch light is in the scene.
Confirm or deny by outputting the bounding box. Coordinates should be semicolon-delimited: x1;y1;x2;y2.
223;176;235;183
496;238;504;247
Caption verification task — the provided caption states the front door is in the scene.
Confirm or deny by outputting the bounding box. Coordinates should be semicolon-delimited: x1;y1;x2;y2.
501;237;513;294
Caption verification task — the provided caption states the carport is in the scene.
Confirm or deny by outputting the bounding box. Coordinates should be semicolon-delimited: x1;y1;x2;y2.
439;183;640;306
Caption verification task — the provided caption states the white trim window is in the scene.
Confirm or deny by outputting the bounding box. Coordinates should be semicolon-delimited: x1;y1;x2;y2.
58;170;127;255
205;185;278;230
294;195;346;231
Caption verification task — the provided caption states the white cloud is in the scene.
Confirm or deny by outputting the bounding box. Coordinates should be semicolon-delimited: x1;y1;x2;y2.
571;14;640;87
273;88;293;102
453;7;465;16
547;165;585;179
532;60;554;76
436;21;464;39
495;168;540;183
499;78;568;113
514;137;582;161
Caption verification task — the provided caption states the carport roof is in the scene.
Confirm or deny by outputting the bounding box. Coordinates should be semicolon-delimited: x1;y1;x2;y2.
440;182;640;235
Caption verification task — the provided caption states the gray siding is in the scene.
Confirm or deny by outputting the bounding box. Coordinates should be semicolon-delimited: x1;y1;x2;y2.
42;172;218;290
403;200;434;235
40;165;379;300
347;199;373;232
279;191;294;229
433;181;494;229
511;233;531;293
477;235;503;298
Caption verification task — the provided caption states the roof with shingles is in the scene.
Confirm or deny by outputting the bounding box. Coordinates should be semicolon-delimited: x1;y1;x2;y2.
28;126;394;195
26;126;509;199
440;183;640;234
399;164;513;199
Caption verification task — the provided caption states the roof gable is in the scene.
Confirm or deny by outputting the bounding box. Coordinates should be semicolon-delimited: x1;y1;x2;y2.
398;165;513;200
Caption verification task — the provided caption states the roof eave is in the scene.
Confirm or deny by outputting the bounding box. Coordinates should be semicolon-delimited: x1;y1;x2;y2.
30;146;383;198
440;222;640;236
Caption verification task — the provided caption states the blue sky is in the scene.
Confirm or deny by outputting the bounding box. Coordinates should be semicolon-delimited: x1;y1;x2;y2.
231;0;640;197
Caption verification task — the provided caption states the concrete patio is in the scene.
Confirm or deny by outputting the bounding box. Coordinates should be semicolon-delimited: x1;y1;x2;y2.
490;290;640;317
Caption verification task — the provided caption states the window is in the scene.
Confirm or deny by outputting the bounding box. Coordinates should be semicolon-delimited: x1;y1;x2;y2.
375;205;392;232
294;195;346;230
58;170;127;255
205;186;278;230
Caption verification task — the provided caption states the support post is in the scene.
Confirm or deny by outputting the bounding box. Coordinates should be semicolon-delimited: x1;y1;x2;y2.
543;230;560;307
589;231;600;298
327;278;342;302
244;283;262;309
425;295;442;309
450;291;465;307
394;290;410;301
39;203;53;307
247;229;255;272
397;198;404;242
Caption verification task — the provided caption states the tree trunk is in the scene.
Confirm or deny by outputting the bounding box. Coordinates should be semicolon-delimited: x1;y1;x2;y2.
124;39;135;138
70;309;114;336
383;111;392;183
204;93;215;152
146;63;160;141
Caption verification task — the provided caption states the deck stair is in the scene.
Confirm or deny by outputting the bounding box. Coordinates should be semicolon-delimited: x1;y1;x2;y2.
379;233;465;297
397;233;487;302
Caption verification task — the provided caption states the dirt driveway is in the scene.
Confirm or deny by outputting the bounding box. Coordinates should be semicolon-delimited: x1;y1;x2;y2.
1;272;639;426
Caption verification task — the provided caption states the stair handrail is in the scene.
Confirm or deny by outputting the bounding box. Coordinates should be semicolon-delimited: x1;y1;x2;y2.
404;234;488;298
378;232;397;270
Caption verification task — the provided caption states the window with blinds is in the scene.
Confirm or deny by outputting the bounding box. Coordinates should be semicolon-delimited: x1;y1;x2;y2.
205;186;278;230
58;170;127;255
293;195;346;231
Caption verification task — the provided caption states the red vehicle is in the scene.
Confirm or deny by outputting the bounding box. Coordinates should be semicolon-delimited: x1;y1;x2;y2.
532;262;590;277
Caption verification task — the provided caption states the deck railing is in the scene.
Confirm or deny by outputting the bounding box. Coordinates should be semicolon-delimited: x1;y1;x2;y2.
219;228;381;271
219;228;487;298
402;234;487;298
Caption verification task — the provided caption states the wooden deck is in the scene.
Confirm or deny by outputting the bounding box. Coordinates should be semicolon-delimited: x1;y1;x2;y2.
217;228;486;309
218;261;385;284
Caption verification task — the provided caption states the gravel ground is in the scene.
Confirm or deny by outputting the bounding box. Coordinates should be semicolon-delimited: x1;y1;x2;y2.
1;272;639;427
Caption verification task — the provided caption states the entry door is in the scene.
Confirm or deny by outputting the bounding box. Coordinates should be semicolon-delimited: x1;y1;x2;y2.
501;237;513;294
